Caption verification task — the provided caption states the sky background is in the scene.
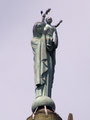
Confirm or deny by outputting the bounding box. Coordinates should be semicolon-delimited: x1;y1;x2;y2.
0;0;90;120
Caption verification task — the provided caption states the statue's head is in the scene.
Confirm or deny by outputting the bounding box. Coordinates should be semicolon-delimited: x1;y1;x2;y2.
33;22;45;38
46;17;52;24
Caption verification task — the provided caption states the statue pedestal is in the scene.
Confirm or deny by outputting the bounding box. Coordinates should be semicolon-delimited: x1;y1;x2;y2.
27;108;62;120
32;96;55;112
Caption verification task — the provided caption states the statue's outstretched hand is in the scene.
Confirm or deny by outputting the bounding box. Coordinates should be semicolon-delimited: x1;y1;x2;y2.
60;20;63;23
53;20;63;28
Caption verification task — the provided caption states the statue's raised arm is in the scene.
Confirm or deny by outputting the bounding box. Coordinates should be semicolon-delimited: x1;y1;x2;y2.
41;8;51;22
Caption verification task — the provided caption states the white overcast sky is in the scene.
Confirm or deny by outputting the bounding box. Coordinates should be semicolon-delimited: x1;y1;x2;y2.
0;0;90;120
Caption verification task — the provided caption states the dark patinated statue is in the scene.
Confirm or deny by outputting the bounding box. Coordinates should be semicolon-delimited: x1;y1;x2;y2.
31;8;62;114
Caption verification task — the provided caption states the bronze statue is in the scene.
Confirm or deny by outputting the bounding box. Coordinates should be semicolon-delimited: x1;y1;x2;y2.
31;8;62;113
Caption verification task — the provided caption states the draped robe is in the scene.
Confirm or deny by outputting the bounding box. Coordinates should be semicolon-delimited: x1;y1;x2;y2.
31;22;56;98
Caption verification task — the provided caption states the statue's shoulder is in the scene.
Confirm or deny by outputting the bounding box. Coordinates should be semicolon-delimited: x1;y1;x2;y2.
44;24;51;31
33;22;45;38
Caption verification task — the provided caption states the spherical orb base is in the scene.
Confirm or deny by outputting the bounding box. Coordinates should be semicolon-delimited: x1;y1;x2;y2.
32;96;55;112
